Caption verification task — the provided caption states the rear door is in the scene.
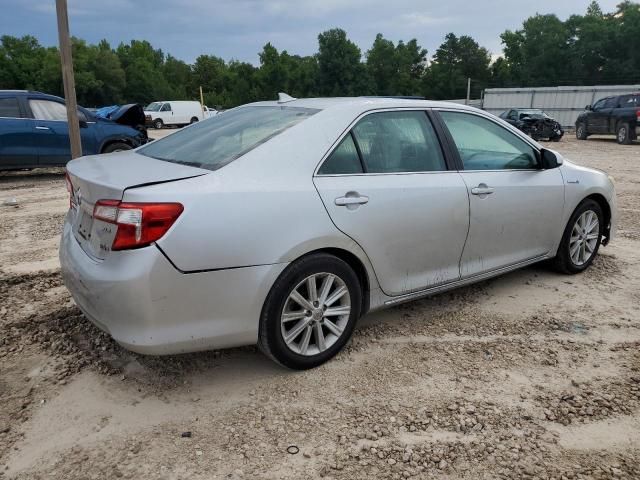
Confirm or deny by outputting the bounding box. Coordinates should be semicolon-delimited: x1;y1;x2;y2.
436;109;564;278
26;97;97;165
313;109;470;296
0;95;38;168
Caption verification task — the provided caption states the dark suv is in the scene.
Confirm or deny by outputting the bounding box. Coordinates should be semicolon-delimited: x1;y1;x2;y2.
575;93;640;144
0;90;148;170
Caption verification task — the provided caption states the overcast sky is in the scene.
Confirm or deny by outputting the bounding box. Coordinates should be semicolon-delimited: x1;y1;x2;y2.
1;0;621;64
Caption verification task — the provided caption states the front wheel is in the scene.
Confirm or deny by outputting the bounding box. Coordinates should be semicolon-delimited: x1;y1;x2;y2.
153;119;163;130
258;253;362;369
552;199;603;274
190;117;199;124
102;142;132;154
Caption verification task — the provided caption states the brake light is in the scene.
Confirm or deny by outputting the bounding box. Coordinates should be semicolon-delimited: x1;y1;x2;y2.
93;200;184;250
636;108;640;120
65;172;76;209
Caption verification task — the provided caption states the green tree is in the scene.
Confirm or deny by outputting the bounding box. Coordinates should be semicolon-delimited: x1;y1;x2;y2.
317;28;370;96
423;33;490;99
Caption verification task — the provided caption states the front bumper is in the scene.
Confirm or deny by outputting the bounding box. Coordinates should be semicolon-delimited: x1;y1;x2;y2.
59;217;287;354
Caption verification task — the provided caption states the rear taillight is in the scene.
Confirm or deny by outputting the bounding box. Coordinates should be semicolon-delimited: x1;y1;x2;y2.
93;200;183;250
65;172;76;209
636;108;640;120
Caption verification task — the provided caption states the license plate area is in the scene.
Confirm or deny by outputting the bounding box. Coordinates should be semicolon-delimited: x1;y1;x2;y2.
77;208;93;241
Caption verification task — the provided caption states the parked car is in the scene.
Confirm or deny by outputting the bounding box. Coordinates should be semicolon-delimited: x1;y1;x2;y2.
143;101;217;129
499;108;564;141
60;97;616;369
576;93;640;144
0;90;148;170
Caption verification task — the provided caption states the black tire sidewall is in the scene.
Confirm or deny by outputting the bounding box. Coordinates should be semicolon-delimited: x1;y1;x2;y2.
260;254;362;369
557;200;603;273
103;142;132;153
154;119;163;129
576;123;587;140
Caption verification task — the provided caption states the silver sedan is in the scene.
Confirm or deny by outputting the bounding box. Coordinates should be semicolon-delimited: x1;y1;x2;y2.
60;97;616;369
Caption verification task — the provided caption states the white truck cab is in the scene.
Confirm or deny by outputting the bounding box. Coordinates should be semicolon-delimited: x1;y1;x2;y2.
144;101;217;129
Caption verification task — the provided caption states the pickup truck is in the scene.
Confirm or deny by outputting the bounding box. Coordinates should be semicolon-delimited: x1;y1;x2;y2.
575;93;640;144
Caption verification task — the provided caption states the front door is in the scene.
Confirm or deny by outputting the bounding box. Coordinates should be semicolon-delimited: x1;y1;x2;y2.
313;110;470;296
437;110;565;278
27;98;97;165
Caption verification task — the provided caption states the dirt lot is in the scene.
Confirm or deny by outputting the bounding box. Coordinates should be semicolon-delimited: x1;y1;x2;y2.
1;135;639;479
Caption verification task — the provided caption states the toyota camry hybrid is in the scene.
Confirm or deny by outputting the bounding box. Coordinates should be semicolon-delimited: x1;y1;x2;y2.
60;96;617;369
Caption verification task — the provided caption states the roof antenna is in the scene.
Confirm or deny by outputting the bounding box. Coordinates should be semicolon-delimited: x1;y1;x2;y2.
278;92;296;103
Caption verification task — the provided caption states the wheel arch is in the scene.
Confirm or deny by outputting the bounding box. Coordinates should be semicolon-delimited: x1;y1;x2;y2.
584;193;612;245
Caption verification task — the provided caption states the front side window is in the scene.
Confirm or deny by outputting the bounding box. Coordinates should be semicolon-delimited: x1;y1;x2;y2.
138;106;318;171
0;97;20;118
351;111;445;173
160;103;171;112
29;99;68;121
318;134;363;175
603;97;618;108
592;98;607;111
440;111;538;170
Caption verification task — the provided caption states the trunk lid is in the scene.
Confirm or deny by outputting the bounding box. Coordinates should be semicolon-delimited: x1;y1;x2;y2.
66;151;207;260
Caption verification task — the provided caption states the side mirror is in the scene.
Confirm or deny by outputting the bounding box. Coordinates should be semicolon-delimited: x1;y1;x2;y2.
585;104;592;111
540;149;562;169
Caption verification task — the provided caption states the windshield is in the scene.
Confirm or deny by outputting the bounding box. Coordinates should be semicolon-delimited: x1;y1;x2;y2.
145;102;162;112
137;106;319;170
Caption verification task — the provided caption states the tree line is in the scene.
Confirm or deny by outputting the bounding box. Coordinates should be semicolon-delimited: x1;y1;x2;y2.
0;1;638;109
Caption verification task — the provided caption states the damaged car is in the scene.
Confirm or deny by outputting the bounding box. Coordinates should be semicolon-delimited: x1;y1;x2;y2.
500;108;564;142
0;91;149;170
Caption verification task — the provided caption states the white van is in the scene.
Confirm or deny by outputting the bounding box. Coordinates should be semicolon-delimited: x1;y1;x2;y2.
144;101;217;129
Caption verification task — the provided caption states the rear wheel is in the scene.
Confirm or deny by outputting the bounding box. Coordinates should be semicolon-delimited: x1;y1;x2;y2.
576;123;588;140
552;199;603;274
617;123;632;145
102;142;132;154
153;119;163;130
258;253;362;369
190;116;199;124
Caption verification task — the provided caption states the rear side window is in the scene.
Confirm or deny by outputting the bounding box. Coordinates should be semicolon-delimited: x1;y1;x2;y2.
617;95;638;107
352;111;445;173
440;111;538;170
138;106;318;170
318;134;363;175
0;97;20;118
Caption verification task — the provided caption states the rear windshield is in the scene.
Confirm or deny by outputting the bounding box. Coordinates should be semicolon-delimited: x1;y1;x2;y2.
138;106;318;170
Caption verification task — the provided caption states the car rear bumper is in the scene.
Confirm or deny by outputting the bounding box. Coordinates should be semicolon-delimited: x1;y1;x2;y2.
59;215;287;355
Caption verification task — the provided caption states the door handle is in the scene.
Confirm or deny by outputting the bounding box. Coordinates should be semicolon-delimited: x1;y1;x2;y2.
471;184;494;196
335;192;369;209
35;126;51;130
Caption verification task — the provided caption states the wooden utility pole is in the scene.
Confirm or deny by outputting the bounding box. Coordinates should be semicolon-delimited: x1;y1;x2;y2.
56;0;82;159
466;77;471;106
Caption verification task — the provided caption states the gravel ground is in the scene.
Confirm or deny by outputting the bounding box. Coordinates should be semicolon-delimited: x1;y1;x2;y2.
0;135;639;479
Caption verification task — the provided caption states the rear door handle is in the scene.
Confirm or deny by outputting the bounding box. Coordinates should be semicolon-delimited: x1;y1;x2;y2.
335;192;369;209
471;184;494;196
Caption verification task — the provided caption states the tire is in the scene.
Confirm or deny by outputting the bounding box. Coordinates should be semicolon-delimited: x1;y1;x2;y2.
552;199;603;274
616;123;632;145
190;117;199;124
153;119;163;130
576;123;588;140
102;142;132;154
258;253;362;370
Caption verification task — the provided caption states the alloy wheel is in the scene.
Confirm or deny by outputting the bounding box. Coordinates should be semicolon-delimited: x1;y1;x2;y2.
618;126;627;143
280;273;351;356
569;210;599;266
